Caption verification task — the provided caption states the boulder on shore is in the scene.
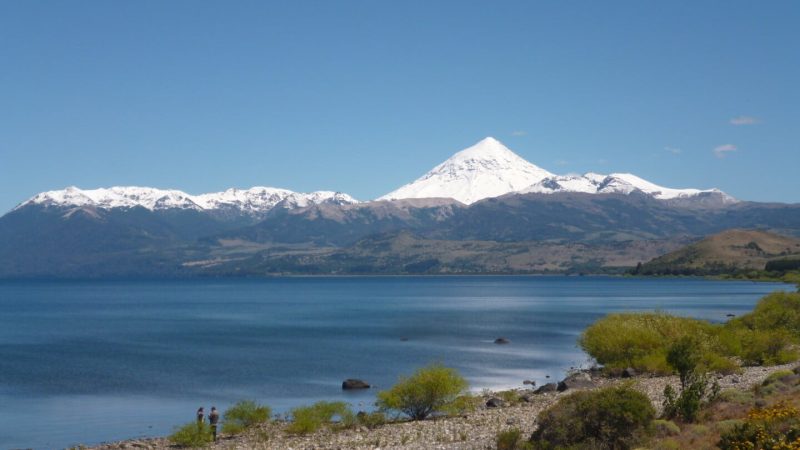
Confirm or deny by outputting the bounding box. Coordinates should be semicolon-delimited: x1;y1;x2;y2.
485;397;505;408
534;383;558;394
342;379;371;390
557;372;595;392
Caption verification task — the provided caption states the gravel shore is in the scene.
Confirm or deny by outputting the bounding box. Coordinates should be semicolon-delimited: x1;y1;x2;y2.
88;362;796;450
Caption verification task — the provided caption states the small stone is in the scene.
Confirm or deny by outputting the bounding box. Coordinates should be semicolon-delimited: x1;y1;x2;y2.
523;379;536;386
622;367;637;378
506;417;518;425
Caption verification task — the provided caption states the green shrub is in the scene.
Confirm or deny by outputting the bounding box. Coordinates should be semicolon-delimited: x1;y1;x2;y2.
286;401;354;434
221;399;271;435
667;336;702;388
496;428;534;450
377;363;468;420
663;379;709;423
720;326;798;365
732;292;800;337
169;421;214;447
529;385;655;449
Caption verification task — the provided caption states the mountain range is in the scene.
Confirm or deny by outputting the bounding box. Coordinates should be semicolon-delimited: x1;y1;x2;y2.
1;137;798;278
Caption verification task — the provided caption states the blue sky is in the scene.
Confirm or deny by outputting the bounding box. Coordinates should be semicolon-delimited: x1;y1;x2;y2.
1;1;798;213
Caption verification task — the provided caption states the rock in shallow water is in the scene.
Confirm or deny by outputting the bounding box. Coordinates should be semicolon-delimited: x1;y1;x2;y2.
494;337;511;344
342;379;371;390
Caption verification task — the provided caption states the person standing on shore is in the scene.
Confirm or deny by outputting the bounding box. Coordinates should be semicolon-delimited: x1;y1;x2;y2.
208;406;219;441
196;407;204;423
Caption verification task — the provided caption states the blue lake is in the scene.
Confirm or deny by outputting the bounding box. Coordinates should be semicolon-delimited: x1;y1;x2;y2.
0;276;792;449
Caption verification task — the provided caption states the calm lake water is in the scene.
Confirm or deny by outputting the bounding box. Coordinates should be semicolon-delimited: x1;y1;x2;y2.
0;276;791;449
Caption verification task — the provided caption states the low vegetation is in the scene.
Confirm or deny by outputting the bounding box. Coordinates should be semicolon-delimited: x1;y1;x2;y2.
641;366;800;449
168;421;214;447
376;363;469;420
580;292;800;375
529;385;655;449
222;399;272;435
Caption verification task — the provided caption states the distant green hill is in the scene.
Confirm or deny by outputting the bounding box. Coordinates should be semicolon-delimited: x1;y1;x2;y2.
634;229;800;276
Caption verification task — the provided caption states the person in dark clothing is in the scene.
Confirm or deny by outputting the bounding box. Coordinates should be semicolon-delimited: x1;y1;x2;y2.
196;407;205;423
208;406;220;441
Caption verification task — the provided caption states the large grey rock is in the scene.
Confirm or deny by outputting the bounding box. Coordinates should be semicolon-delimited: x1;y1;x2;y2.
557;372;595;392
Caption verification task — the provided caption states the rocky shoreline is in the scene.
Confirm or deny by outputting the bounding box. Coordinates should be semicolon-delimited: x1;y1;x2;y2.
87;362;796;450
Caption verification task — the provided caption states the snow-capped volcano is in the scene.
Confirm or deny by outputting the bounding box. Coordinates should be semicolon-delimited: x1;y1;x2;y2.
378;137;554;205
17;186;359;215
379;137;735;204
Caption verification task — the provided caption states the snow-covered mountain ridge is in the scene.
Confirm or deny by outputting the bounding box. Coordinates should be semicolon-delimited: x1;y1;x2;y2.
16;137;735;215
522;172;737;203
380;137;736;205
17;186;359;214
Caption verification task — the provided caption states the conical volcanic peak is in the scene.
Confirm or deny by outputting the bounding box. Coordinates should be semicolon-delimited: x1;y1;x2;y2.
378;137;554;205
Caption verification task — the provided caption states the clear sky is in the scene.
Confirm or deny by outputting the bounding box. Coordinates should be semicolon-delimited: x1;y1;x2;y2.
1;1;798;213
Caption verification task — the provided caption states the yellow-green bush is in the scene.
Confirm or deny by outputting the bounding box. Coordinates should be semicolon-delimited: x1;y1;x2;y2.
377;363;468;420
734;292;800;335
221;399;271;435
169;421;214;447
581;292;800;375
579;312;724;374
286;401;353;434
720;292;800;365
